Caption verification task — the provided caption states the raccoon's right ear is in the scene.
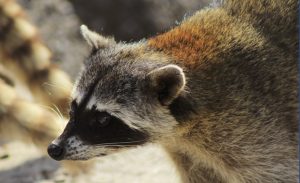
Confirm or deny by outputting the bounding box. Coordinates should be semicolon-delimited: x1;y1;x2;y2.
147;64;186;105
80;25;116;49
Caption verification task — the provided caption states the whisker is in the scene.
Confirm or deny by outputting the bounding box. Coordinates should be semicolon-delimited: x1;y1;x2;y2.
95;144;136;148
39;105;63;120
42;82;71;91
51;104;64;119
95;140;147;147
102;140;146;145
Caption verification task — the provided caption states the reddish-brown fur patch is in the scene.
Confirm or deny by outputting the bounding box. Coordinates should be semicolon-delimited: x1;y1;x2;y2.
148;22;220;70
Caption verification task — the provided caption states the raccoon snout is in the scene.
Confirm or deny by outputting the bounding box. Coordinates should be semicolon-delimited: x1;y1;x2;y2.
47;143;65;161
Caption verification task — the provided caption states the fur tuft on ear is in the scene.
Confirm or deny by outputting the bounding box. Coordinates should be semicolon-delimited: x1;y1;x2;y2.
147;64;186;105
80;25;115;49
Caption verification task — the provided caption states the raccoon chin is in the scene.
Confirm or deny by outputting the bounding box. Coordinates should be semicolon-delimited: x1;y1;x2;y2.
64;154;104;161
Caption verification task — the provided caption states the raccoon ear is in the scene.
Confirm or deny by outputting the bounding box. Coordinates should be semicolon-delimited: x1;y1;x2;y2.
80;25;116;49
147;64;186;105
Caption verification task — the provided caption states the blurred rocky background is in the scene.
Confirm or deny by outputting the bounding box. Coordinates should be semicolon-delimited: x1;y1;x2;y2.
16;0;211;78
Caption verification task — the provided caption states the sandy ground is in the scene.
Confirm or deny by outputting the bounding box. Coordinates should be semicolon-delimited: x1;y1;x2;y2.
0;141;181;183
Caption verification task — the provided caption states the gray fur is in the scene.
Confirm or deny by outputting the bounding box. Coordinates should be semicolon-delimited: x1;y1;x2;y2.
74;43;178;134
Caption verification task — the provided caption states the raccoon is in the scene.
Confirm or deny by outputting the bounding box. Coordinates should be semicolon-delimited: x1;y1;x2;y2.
48;0;298;182
0;0;71;149
0;0;72;114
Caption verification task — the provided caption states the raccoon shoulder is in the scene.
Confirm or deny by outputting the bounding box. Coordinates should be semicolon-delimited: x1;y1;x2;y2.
224;0;298;52
148;8;264;70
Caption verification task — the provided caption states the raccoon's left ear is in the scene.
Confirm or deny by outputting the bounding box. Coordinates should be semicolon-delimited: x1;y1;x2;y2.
80;25;116;49
147;64;186;105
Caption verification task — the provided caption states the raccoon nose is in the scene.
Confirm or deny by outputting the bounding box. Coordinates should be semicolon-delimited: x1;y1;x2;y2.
47;143;65;161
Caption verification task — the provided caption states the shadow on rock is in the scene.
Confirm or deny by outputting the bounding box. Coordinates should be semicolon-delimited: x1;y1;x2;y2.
0;157;60;183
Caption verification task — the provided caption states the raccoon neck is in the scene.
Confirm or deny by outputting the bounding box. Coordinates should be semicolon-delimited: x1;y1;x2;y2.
161;132;241;183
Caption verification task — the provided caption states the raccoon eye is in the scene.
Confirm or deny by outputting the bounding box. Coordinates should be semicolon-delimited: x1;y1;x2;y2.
96;113;111;127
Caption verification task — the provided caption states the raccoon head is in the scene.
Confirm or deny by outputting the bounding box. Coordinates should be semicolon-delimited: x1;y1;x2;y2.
47;25;187;161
